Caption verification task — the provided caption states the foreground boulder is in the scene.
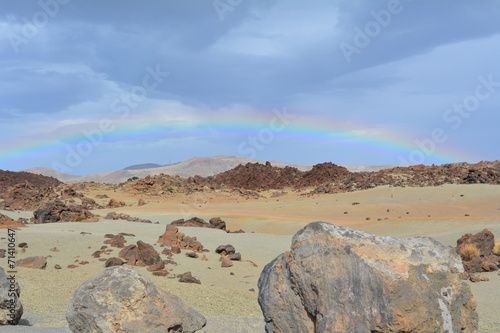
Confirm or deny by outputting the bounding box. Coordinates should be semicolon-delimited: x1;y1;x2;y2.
258;222;478;333
66;266;206;333
0;266;23;325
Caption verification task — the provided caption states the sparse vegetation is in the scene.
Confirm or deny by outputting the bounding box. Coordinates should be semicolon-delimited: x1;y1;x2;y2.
75;215;86;222
459;244;481;261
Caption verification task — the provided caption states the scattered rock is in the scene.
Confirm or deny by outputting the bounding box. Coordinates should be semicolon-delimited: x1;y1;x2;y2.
104;212;152;223
220;256;233;268
16;256;47;269
67;265;78;269
0;266;23;325
227;253;242;261
18;242;28;249
106;198;126;208
152;270;170;277
118;245;140;266
66;266;206;332
157;225;204;253
137;198;147;206
258;222;478;333
137;241;161;266
186;252;199;259
54;264;62;269
0;249;5;259
215;244;235;256
178;272;201;284
147;261;166;272
103;234;127;248
31;200;97;223
104;257;125;268
209;217;227;231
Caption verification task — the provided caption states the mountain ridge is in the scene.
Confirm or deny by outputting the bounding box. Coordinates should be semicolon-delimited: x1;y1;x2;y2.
23;155;400;184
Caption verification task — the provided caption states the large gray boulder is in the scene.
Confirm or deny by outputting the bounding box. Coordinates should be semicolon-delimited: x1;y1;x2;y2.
0;266;23;325
258;222;478;333
66;266;206;333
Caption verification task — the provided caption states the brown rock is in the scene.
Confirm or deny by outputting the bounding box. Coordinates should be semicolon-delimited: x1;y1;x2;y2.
106;198;126;208
185;252;199;259
201;255;208;261
209;217;227;231
67;264;78;269
103;234;127;248
54;264;62;269
104;257;125;268
152;270;169;277
178;272;201;284
16;256;47;269
50;247;60;252
457;228;495;257
137;241;161;266
147;261;165;272
118;244;139;265
157;225;204;252
469;275;481;282
220;256;233;268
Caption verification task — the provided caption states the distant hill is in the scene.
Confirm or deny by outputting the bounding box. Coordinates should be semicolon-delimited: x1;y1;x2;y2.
0;169;62;197
123;163;163;170
23;155;400;184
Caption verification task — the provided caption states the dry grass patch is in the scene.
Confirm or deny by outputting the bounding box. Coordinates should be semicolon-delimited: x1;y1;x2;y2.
493;241;500;256
459;243;480;261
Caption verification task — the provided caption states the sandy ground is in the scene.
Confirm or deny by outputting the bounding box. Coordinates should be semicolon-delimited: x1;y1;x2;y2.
0;184;499;332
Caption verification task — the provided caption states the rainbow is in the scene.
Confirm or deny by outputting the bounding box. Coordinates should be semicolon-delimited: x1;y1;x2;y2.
0;113;476;171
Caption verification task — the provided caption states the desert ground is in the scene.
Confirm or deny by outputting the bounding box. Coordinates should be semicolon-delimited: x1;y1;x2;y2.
1;183;500;332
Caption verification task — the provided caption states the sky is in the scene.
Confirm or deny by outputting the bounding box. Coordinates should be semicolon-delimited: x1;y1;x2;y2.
1;0;499;175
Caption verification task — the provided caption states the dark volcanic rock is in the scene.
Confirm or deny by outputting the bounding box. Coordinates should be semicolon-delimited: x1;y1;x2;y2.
209;217;226;231
31;200;97;223
118;245;139;266
215;244;235;256
456;228;495;257
0;170;61;200
1;181;58;211
258;222;478;333
103;234;127;248
136;241;161;266
104;257;125;268
66;266;206;332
